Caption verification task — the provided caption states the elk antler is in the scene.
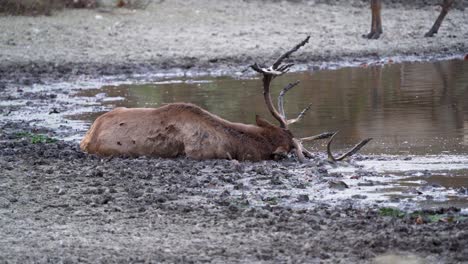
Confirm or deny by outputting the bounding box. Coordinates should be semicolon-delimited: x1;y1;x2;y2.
277;81;313;125
326;132;373;162
278;81;300;118
250;36;310;128
295;132;372;163
251;36;372;162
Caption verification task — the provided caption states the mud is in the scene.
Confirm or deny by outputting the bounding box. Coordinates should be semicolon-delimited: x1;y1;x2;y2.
0;122;467;263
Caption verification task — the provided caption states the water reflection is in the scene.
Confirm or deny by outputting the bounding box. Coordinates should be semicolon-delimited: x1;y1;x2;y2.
71;59;468;155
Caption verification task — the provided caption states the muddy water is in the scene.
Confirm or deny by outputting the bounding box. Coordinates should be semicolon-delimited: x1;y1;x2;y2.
72;59;468;155
67;59;468;209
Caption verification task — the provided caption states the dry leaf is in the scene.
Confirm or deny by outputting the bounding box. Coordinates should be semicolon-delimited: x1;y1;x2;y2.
416;216;424;225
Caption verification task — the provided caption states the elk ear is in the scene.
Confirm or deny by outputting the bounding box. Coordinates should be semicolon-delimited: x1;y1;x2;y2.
256;115;275;128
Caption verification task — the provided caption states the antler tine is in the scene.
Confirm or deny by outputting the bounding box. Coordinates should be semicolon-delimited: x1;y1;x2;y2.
277;80;312;125
287;103;312;125
250;36;310;129
300;131;335;142
250;64;287;77
301;147;314;158
294;132;334;161
250;63;265;74
292;138;306;163
277;63;295;73
278;81;301;118
293;138;318;162
279;81;301;97
327;132;373;162
272;36;310;70
262;74;288;128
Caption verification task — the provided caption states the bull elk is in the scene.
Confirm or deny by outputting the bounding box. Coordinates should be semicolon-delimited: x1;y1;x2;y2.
365;0;455;39
80;36;371;162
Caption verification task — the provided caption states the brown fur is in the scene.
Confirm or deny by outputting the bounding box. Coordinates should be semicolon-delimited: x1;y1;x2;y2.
80;103;295;161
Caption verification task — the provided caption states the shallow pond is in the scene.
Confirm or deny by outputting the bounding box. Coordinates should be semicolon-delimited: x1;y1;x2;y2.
2;58;467;209
66;59;468;209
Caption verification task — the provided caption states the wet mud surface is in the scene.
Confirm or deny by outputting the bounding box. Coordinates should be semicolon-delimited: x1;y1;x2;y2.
1;58;468;262
1;54;468;262
1;122;468;263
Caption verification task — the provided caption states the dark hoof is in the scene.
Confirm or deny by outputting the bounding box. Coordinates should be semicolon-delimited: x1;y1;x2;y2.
363;31;381;40
424;31;436;38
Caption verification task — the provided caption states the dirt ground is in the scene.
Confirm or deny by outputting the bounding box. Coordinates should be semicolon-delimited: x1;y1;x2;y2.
1;1;468;263
0;0;467;86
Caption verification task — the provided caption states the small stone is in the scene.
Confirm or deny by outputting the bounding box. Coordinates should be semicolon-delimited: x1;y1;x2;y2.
269;176;282;185
328;181;349;190
99;193;113;204
233;182;248;190
0;197;10;209
94;170;104;177
6;39;16;46
358;181;374;187
49;108;60;114
297;194;310;203
457;187;467;195
228;204;239;213
351;194;367;199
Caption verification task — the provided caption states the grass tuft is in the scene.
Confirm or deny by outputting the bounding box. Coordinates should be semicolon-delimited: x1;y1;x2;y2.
15;131;57;144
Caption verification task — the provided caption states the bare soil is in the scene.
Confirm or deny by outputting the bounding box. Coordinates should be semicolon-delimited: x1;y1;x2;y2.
0;0;467;87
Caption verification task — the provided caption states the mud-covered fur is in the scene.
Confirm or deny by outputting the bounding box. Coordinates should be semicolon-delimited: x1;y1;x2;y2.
80;103;295;161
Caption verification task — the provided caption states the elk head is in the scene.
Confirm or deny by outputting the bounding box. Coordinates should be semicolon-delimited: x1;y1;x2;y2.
250;36;372;162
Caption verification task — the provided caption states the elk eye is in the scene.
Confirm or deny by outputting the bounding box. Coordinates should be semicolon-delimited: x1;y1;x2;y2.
273;153;286;161
273;146;288;156
272;146;288;160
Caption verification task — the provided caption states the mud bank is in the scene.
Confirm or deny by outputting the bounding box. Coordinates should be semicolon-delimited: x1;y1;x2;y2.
0;123;467;263
1;0;467;86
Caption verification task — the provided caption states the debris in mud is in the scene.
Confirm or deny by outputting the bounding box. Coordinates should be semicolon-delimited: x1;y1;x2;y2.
415;215;424;225
328;180;349;190
49;108;60;114
296;194;310;203
351;194;367;199
457;187;468;195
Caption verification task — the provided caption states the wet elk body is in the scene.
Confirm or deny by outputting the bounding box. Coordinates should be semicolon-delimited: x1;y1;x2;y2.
80;103;294;161
80;36;371;162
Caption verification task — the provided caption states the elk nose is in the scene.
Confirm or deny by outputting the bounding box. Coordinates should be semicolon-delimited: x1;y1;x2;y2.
272;146;288;160
272;152;288;161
